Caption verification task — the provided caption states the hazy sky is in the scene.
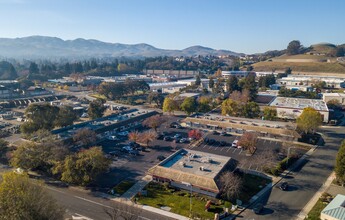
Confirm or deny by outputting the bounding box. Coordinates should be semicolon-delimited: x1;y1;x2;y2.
0;0;344;54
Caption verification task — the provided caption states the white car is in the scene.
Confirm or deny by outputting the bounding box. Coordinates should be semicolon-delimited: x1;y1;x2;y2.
232;140;242;148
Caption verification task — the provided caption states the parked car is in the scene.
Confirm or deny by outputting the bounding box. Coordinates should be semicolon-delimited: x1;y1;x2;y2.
121;146;132;152
157;134;164;140
253;203;264;214
180;138;188;143
220;131;227;136
232;140;242;148
278;182;289;191
129;142;140;148
164;136;172;141
173;134;181;138
220;141;227;146
157;155;166;161
208;139;216;145
170;122;182;129
212;130;219;135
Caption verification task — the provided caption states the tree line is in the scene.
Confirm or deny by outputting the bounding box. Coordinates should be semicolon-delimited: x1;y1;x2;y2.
97;79;150;100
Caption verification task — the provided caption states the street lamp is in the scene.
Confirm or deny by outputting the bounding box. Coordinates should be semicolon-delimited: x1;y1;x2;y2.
182;181;192;217
287;147;297;166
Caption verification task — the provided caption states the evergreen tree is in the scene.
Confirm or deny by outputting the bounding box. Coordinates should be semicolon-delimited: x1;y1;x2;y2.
287;40;302;55
29;62;39;74
195;75;201;86
243;73;258;101
336;140;345;185
209;77;214;89
226;75;239;93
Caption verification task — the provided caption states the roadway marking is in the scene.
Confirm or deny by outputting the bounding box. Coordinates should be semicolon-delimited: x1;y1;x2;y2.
202;144;207;149
226;147;232;152
214;146;219;150
72;213;93;220
233;148;237;153
74;196;113;209
220;147;224;151
239;149;243;154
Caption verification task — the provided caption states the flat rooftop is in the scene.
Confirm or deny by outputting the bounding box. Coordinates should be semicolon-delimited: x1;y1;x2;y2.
323;93;345;97
159;149;230;179
270;97;328;111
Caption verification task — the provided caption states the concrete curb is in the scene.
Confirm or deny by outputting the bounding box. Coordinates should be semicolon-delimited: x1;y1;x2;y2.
142;206;189;220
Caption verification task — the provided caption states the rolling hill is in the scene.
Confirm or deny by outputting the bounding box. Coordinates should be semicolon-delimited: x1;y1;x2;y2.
0;36;241;59
252;42;345;74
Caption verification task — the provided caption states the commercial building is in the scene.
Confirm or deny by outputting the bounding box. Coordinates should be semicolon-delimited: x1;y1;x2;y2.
277;75;345;89
0;85;11;99
269;97;329;122
52;109;159;141
221;71;250;78
321;194;345;220
148;82;188;93
148;149;233;197
323;93;345;106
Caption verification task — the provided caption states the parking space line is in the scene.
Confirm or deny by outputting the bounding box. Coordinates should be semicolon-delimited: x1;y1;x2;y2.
208;146;213;150
226;147;232;152
239;149;243;154
214;146;218;150
202;144;208;149
233;148;237;153
220;147;224;151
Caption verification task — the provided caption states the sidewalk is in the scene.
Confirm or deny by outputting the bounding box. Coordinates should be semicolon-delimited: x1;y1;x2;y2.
121;175;152;199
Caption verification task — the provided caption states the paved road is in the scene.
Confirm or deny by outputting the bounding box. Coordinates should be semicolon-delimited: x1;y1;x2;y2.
238;126;345;220
45;185;175;220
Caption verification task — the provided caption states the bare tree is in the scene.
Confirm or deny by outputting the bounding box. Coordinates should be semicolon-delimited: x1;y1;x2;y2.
219;171;242;201
138;130;157;147
238;148;276;171
238;132;258;154
142;115;166;132
128;131;140;143
72;128;97;146
104;199;142;220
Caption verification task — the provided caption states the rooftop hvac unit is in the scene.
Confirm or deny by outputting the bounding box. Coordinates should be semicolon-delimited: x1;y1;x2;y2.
199;166;205;171
179;162;185;167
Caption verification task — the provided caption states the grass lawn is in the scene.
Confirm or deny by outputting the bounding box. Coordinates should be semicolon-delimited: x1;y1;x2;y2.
136;182;229;219
305;199;328;220
238;173;271;203
110;180;135;196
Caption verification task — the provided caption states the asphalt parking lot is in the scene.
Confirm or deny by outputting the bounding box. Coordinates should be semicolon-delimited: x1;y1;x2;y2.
94;116;307;190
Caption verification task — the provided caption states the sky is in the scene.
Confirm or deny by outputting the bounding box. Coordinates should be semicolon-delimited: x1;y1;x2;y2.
0;0;344;54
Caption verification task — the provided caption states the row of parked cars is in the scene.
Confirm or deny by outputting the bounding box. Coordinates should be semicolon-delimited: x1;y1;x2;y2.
157;132;190;143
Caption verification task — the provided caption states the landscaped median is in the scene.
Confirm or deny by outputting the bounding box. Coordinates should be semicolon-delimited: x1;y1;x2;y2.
109;180;135;196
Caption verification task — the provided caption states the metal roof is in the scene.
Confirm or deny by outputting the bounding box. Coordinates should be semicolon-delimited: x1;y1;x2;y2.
322;194;345;220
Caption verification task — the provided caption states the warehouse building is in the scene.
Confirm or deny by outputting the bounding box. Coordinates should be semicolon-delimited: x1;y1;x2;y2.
269;97;329;122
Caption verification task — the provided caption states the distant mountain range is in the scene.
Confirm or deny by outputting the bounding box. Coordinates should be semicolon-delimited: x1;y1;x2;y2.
0;36;242;59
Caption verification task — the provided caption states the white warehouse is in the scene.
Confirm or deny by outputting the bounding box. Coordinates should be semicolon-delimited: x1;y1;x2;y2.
269;97;329;122
277;75;345;89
